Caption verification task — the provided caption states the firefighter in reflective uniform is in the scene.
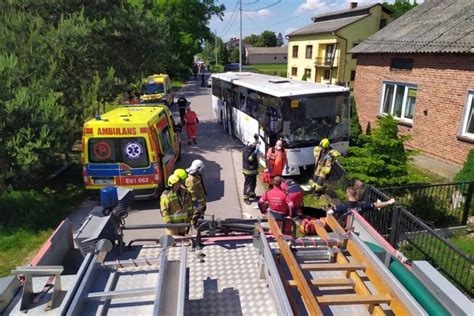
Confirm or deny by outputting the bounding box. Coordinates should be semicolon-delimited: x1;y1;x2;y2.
160;174;193;236
242;140;259;205
312;138;340;195
186;160;207;227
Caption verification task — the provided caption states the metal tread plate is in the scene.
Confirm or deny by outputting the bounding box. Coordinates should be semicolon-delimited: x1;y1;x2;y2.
142;241;277;316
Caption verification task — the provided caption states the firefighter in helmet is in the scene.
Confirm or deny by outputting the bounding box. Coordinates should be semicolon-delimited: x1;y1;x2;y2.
312;138;340;195
173;168;188;184
186;159;207;227
160;174;193;236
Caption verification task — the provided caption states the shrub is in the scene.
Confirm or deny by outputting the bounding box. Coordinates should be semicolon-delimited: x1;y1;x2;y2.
454;149;474;183
349;97;363;146
0;186;83;231
340;115;419;187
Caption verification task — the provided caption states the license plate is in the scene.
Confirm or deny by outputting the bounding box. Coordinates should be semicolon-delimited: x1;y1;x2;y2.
94;179;114;185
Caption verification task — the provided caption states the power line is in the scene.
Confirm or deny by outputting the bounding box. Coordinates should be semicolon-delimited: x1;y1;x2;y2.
244;12;264;31
219;1;239;37
243;0;281;12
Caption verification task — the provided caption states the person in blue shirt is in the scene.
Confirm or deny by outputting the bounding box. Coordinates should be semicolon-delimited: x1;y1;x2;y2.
328;186;395;218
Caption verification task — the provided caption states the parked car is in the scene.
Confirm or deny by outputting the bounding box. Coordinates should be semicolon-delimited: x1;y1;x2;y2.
224;63;240;71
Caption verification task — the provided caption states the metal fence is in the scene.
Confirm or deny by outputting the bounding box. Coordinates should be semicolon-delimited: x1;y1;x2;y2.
380;182;474;227
361;186;474;298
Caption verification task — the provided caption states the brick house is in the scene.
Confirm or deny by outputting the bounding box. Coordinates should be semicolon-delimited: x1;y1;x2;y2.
351;0;473;167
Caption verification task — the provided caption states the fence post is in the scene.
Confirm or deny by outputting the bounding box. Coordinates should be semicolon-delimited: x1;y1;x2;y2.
389;206;400;247
461;182;473;225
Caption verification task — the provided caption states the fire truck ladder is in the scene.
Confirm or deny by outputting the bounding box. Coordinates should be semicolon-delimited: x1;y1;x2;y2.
264;215;426;316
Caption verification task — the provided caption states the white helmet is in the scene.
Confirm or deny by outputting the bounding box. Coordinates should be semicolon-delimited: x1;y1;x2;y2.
186;159;205;174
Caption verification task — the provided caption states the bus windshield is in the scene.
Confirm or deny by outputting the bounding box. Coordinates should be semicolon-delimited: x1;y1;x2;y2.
143;83;164;95
88;137;150;168
280;94;349;145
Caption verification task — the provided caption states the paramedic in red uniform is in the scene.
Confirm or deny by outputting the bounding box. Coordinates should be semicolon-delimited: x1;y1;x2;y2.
266;139;288;177
281;179;304;216
258;176;296;221
184;105;199;145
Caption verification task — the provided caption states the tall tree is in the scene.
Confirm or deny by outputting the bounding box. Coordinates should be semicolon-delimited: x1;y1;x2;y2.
255;30;277;47
276;32;284;46
383;0;417;19
244;34;260;46
0;0;224;187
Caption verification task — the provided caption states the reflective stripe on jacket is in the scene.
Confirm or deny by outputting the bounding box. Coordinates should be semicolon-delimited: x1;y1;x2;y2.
160;189;193;223
185;174;206;205
242;147;258;175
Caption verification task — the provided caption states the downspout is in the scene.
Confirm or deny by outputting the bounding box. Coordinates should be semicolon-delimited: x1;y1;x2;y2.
333;31;348;86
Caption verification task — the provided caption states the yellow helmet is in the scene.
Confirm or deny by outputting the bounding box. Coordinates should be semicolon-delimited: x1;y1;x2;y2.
167;174;180;187
173;168;188;181
320;138;330;148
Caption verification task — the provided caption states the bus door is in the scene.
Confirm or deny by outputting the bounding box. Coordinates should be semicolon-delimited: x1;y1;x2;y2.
155;120;175;181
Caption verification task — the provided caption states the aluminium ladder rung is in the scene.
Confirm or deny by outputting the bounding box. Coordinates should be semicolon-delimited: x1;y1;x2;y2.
317;294;391;305
288;278;355;288
300;263;366;271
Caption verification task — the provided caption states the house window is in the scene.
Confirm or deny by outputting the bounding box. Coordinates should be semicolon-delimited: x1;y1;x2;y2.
323;69;331;80
380;82;417;122
274;56;277;60
460;91;474;139
350;70;356;81
390;58;414;70
292;45;298;58
305;45;313;59
304;68;311;79
291;67;298;76
379;19;387;29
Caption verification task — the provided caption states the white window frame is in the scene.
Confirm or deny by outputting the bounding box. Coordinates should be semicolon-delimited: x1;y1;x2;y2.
379;81;417;125
459;90;474;140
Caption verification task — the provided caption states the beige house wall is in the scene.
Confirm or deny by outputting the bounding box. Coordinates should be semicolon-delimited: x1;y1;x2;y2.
287;5;393;89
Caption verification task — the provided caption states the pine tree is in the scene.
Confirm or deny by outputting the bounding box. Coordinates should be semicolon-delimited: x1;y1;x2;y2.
340;115;417;187
276;32;284;46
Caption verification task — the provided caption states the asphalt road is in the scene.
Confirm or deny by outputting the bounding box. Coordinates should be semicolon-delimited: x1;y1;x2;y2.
123;78;246;243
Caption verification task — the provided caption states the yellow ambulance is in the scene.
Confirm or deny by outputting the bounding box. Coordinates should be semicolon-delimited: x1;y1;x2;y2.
141;74;174;105
82;105;181;199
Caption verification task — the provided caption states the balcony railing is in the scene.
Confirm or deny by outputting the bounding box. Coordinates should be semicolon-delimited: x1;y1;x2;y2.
315;56;336;67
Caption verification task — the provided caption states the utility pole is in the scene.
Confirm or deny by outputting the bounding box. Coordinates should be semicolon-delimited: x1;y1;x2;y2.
239;0;242;72
215;29;218;67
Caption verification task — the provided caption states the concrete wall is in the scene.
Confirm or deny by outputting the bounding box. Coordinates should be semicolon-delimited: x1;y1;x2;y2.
354;53;474;166
247;53;287;64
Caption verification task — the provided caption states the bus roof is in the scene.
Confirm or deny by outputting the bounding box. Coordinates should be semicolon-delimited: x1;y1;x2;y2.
84;106;165;127
212;72;349;97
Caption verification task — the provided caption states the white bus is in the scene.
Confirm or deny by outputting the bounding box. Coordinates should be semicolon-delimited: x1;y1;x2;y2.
211;72;350;176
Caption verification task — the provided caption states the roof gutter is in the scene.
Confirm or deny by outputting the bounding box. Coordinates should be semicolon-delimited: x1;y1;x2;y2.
333;31;348;86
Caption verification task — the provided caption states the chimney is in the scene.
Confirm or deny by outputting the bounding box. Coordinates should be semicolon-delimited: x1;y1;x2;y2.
350;2;358;9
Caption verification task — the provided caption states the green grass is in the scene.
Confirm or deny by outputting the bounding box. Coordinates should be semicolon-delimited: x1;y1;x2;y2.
172;80;186;90
408;163;449;184
450;233;474;257
0;163;85;277
0;229;52;276
303;193;331;209
245;63;287;71
209;64;224;73
399;230;473;296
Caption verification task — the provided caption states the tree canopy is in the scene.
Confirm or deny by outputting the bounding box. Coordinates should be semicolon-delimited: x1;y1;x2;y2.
244;30;279;47
383;0;417;19
0;0;224;187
